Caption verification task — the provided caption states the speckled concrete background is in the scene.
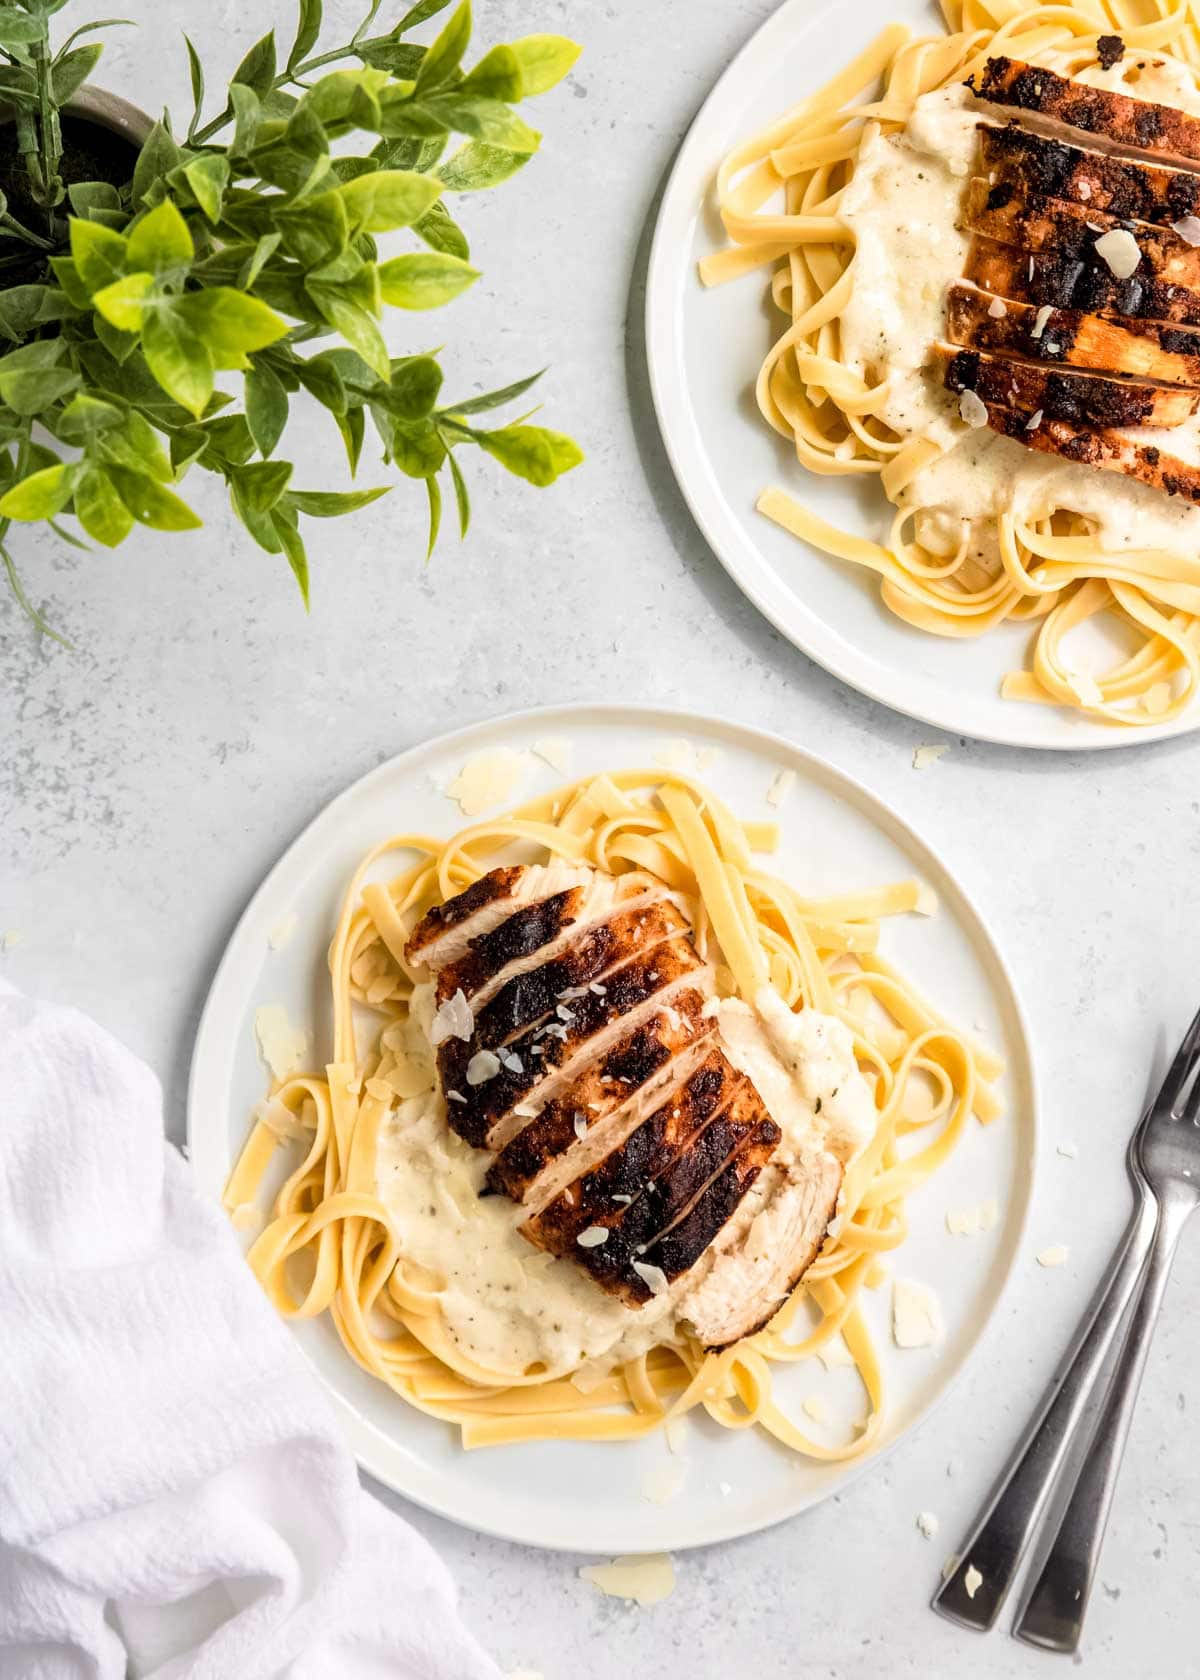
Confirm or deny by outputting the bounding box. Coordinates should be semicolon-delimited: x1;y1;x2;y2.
3;2;1199;1674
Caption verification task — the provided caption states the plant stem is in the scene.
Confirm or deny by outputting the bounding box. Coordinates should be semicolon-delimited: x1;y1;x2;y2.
0;529;70;646
191;33;404;146
31;36;65;214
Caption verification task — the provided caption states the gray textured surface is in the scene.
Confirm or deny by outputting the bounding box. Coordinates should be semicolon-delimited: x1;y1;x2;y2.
3;1;1200;1675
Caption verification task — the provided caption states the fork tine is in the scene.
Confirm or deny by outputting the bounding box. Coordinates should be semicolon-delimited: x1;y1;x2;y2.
1154;1002;1200;1120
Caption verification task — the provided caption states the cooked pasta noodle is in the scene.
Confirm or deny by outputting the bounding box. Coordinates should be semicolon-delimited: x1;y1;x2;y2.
225;769;1001;1458
701;0;1200;725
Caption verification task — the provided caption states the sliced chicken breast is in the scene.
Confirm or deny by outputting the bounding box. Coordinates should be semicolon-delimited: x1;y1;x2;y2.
681;1151;844;1349
977;124;1200;231
962;178;1200;291
972;56;1200;170
981;400;1200;504
938;344;1200;429
946;284;1200;386
407;861;595;971
964;234;1200;329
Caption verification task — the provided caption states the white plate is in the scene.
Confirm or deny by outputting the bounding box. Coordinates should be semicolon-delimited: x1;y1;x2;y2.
188;703;1037;1553
646;0;1199;750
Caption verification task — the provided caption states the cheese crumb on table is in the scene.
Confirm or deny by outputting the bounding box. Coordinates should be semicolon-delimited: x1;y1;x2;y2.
912;744;949;771
917;1511;940;1540
892;1277;945;1348
1037;1244;1070;1269
446;749;532;817
2;929;24;950
579;1553;676;1606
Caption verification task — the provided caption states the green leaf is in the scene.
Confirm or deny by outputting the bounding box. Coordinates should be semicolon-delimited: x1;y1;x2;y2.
67;180;122;218
48;259;93;310
0;284;69;338
99;409;174;481
389;417;445;478
475;423;582;486
0;9;47;46
131;122;183;208
306;276;389;380
355;38;423;76
421;95;539;153
245;359;289;457
287;486;388;516
414;0;471;94
458;43;521;102
74;465;134;546
378;251;477;310
0;366;78;416
232;30;277;96
0;464;73;521
238;230;283;290
291;351;347;413
184;34;205;138
424;469;441;558
437;138;529;192
407;200;467;262
92;312;139;364
0;341;66;374
337;169;441;235
288;0;323;70
442;368;543;415
511;35;581;96
193;413;256;467
336;403;365;474
142;305;213;418
107;464;203;530
277;191;348;267
92;271;155;332
229;82;263;155
69;219;128;293
177;289;289;365
127;200;195;273
271;505;310;607
447;446;469;535
397;0;454;27
232;458;293;516
183;154;229;223
55;393;123;442
51;43;102;105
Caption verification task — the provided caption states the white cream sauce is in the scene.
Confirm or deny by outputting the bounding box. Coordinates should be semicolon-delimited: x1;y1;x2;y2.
373;989;873;1380
838;61;1200;563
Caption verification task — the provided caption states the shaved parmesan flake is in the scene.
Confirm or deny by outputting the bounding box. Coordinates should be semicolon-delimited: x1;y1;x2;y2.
465;1049;501;1086
1058;1141;1078;1160
719;1480;732;1496
766;767;796;807
612;1193;632;1204
917;1511;940;1540
577;1225;609;1248
230;1202;263;1234
1031;304;1054;339
664;1414;690;1454
1095;228;1141;279
579;1554;676;1606
573;1114;589;1141
1143;681;1172;716
654;738;694;772
695;747;721;772
446;1090;467;1104
979;1198;999;1231
633;1260;670;1296
1173;216;1200;246
892;1278;944;1349
987;296;1007;319
254;1096;308;1143
512;1100;539;1119
498;1048;524;1074
1025;408;1044;432
267;910;298;951
1;929;23;950
817;1335;855;1371
641;1460;687;1505
959;388;989;428
946;1205;981;1237
1037;1244;1069;1268
913;882;939;917
802;1395;828;1423
446;749;531;817
912;743;949;771
1067;670;1104;708
430;988;473;1046
531;736;572;776
964;1565;984;1599
254;1004;309;1082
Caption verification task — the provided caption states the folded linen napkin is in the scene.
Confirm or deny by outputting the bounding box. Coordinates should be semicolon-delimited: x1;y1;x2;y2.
0;981;501;1680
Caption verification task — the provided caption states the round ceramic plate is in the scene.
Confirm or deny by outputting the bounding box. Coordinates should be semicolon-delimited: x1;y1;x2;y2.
646;0;1199;750
187;703;1037;1553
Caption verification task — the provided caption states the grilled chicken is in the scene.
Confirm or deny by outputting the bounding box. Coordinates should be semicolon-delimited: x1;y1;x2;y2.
938;344;1200;430
962;178;1200;290
405;862;850;1348
978;399;1200;505
946;284;1200;386
964;234;1200;328
973;56;1200;171
978;124;1200;230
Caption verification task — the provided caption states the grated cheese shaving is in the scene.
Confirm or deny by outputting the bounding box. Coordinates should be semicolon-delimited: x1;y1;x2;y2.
913;882;939;916
465;1049;501;1086
1173;216;1200;246
579;1553;676;1606
1143;681;1172;716
230;1202;263;1235
576;1225;609;1248
573;1114;589;1141
664;1414;690;1455
430;988;473;1046
987;296;1007;318
964;1565;983;1599
253;1003;310;1082
817;1335;855;1371
1;929;24;950
530;736;572;776
958;388;988;428
1037;1244;1069;1268
641;1460;687;1505
802;1395;828;1423
1031;304;1054;339
892;1277;944;1349
1025;408;1044;432
912;743;949;771
1057;1141;1078;1159
917;1511;940;1540
766;767;796;807
267;910;298;951
446;749;532;817
1094;227;1142;279
633;1260;670;1296
653;738;694;772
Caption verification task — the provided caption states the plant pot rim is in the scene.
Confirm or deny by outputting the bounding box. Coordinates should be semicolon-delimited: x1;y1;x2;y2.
0;84;153;148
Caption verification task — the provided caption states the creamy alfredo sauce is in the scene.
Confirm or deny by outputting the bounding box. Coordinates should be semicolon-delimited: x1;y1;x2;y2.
838;63;1200;561
373;990;873;1382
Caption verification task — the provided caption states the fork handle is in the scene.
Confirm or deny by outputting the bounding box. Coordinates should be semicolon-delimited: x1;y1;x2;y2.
1014;1192;1192;1652
931;1188;1157;1632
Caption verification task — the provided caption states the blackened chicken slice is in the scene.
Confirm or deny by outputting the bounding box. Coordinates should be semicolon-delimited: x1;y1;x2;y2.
682;1151;844;1349
486;995;714;1204
981;401;1200;505
977;124;1200;231
938;344;1200;429
961;178;1200;290
520;1048;746;1256
972;56;1200;170
946;284;1200;386
440;936;707;1149
406;861;594;971
964;234;1200;329
434;871;664;1010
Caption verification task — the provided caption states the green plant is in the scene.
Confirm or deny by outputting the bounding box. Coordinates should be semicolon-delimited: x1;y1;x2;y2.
0;0;582;635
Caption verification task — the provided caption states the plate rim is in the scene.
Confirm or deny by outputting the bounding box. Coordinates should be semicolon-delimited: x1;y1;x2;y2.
643;0;1200;753
186;699;1040;1553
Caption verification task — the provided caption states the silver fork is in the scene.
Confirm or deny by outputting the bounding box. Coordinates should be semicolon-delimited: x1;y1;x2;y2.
933;1005;1200;1641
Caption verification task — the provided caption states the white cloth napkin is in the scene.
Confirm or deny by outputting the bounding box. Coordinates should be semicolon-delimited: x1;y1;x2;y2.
0;982;502;1680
